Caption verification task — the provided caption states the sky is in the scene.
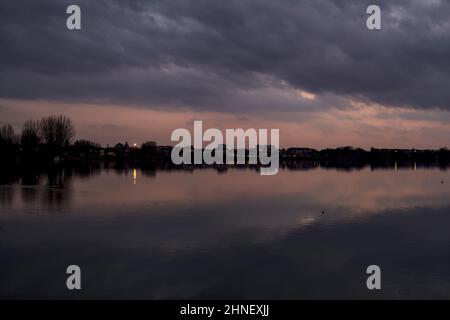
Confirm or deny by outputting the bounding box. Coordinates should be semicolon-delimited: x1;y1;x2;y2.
1;0;450;149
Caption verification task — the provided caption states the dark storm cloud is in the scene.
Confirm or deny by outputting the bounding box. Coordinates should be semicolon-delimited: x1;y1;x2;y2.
1;0;450;111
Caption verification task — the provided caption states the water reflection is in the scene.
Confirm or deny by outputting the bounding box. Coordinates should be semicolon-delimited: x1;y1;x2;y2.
0;186;15;208
0;161;449;298
21;186;39;208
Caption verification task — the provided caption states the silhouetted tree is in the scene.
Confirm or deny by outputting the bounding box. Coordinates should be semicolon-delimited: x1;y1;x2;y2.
73;139;101;159
20;120;41;154
0;124;19;161
141;141;156;149
141;141;157;157
0;124;19;145
39;115;75;148
73;139;101;150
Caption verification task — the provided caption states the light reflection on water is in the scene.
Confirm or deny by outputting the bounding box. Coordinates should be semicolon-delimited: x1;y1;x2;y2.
0;164;450;299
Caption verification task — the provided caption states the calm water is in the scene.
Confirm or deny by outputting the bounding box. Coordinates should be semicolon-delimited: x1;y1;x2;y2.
1;163;450;299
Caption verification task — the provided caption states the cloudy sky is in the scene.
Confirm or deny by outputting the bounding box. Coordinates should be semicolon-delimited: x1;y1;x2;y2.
1;0;450;148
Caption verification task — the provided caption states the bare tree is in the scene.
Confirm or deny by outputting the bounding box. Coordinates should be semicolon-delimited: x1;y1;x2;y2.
39;115;75;148
0;124;19;145
21;120;41;152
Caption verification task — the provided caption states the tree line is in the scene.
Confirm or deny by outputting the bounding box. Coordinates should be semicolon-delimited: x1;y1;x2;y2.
0;115;94;161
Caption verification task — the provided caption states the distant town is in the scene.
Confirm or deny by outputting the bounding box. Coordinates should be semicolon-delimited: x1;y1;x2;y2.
1;115;450;170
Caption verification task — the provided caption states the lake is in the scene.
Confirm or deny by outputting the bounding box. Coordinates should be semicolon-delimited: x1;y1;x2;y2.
1;162;450;299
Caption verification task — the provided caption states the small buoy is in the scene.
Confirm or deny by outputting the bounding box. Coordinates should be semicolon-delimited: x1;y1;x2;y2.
441;180;445;184
321;210;325;214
